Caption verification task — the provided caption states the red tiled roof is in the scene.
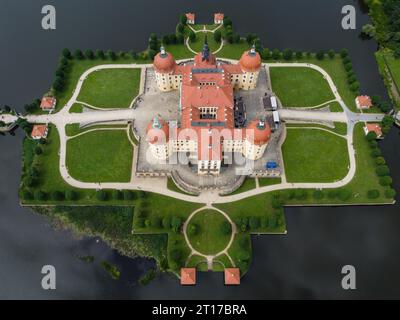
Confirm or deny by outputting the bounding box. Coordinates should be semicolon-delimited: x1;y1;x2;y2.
40;97;56;110
181;268;196;285
154;52;176;73
365;123;382;137
246;119;272;145
186;13;195;21
224;268;240;285
31;125;48;138
146;117;169;145
214;13;224;21
239;50;262;72
356;95;372;108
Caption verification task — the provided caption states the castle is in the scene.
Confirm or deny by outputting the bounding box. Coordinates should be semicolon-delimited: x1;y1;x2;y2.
146;39;271;176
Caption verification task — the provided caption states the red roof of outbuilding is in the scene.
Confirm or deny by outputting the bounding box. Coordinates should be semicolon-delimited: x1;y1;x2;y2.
365;123;383;137
356;95;372;108
186;13;195;21
31;125;48;138
224;268;240;285
181;268;196;285
40;97;56;110
214;13;224;21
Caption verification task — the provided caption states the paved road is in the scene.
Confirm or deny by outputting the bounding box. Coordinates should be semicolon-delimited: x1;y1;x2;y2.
0;61;386;204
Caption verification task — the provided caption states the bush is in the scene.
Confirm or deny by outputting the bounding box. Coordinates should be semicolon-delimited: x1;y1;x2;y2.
249;217;260;230
327;190;338;199
171;216;182;232
261;217;269;229
370;148;382;157
84;49;94;59
375;157;386;166
162;216;171;229
272;197;283;209
237;250;250;262
65;190;78;201
51;191;64;201
24;176;37;188
294;189;307;200
272;49;281;60
340;48;348;58
112;190;123;200
62;48;72;59
214;30;222;43
366;131;377;141
313;190;324;200
328;49;335;59
316;50;325;60
96;49;105;59
123;190;134;200
34;146;43;155
282;48;293;60
385;188;396;199
344;62;353;72
262;48;271;60
342;56;351;64
34;190;47;201
74;49;84;60
338;189;352;201
189;31;196;42
367;190;380;199
295;51;303;59
369;140;378;148
133;217;145;229
376;165;390;176
22;190;33;200
170;249;182;263
268;215;277;228
96;190;108;201
220;221;232;235
379;176;393;186
188;223;198;236
350;81;360;92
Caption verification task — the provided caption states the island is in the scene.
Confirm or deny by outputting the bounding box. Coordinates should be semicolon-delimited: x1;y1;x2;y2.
0;13;396;285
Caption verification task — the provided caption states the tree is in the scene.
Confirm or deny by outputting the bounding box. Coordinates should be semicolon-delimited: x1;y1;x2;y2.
295;189;307;200
313;190;324;200
342;56;351;64
238;250;250;262
168;34;177;44
316;50;325;60
96;49;105;59
376;165;390;176
366;131;377;141
66;190;78;201
261;217;269;229
295;51;303;60
246;33;258;45
223;16;232;28
347;74;357;84
282;48;293;60
340;48;348;58
112;190;123;200
344;62;353;72
150;216;161;228
107;50;117;61
74;49;84;60
179;14;187;25
162;216;171;229
34;146;43;155
249;217;260;230
262;48;271;60
62;48;72;59
123;190;134;200
189;30;196;42
22;190;33;200
34;190;47;201
338;189;352;201
51;191;64;201
96;190;108;201
176;33;184;44
84;49;94;59
350;81;360;93
162;35;170;45
214;30;222;43
272;49;281;60
371;148;382;157
362;24;376;38
171;216;182;233
379;176;393;186
176;23;184;34
328;49;336;59
272;197;283;209
220;221;232;235
385;188;396;199
367;189;380;199
375;157;386;166
170;249;182;263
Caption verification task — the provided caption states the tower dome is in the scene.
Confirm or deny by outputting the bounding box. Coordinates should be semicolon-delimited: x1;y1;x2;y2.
153;46;176;73
239;45;262;72
146;116;170;144
246;119;271;145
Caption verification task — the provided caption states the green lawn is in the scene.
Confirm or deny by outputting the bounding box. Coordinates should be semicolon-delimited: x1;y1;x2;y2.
329;101;344;112
188;32;221;53
66;130;133;182
69;103;84;113
259;177;282;187
77;68;141;108
285;122;347;136
270;67;335;107
376;50;400;110
218;39;250;59
225;178;256;195
65;124;127;137
187;209;232;255
282;128;349;182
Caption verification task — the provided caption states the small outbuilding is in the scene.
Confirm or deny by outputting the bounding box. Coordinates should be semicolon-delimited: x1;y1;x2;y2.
186;13;195;25
214;13;224;24
364;123;383;138
180;268;196;285
356;95;372;110
224;268;240;285
31;124;48;140
40;96;56;111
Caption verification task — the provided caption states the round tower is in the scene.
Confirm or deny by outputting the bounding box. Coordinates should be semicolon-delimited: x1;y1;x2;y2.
153;46;177;91
239;45;262;90
146;116;171;160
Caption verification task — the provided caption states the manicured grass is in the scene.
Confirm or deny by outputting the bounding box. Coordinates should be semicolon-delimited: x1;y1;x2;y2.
165;43;192;60
270;67;335;107
329;101;344;112
282;128;349;182
56;57;149;112
213;254;234;270
69;103;84;113
226;178;256;195
258;177;282;187
188;32;221;53
187;209;231;255
66;130;133;182
77;68;141;108
285;122;347;136
65;124;127;137
218;39;250;59
186;254;208;270
227;233;252;275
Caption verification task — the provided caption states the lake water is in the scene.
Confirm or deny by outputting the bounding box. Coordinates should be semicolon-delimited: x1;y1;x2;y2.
0;0;399;299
